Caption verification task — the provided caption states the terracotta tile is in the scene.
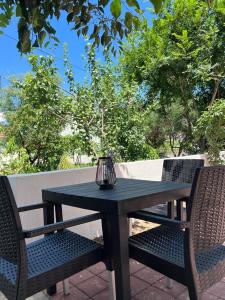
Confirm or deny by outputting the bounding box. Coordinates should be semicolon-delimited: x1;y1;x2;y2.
69;270;94;285
77;276;108;297
134;267;164;284
153;277;186;298
27;292;49;300
98;270;109;282
50;286;89;300
130;259;145;274
134;285;175;300
92;288;138;300
201;293;221;300
131;275;149;296
178;289;220;300
92;289;110;300
87;262;106;275
207;281;225;299
56;282;64;292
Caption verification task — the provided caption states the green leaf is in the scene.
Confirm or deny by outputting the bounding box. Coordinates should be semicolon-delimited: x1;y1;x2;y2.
16;5;22;17
126;0;140;9
150;0;163;13
38;30;46;46
67;12;74;23
44;41;50;48
51;35;59;43
110;0;121;19
133;16;140;30
125;12;132;30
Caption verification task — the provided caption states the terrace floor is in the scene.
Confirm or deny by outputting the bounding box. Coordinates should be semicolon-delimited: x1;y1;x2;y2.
1;259;224;300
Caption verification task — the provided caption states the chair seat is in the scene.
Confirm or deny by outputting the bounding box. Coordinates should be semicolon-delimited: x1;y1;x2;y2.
0;257;17;285
129;225;225;290
27;229;103;279
129;225;184;267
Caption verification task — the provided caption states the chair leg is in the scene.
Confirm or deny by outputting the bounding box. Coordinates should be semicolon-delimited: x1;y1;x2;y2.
108;270;116;300
63;279;70;295
187;286;200;300
166;278;173;289
128;218;133;236
176;200;184;221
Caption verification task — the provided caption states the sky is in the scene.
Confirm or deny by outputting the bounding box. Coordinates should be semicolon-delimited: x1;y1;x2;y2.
0;14;89;89
0;5;155;91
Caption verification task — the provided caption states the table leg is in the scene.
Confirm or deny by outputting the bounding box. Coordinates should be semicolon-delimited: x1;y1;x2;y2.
102;214;131;300
43;202;57;295
167;201;175;219
167;201;175;289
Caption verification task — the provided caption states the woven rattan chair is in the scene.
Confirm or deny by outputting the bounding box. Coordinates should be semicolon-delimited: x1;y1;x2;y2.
133;159;204;221
0;176;108;300
129;166;225;300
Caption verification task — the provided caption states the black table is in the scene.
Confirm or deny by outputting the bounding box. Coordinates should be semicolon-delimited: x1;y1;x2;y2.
42;178;191;300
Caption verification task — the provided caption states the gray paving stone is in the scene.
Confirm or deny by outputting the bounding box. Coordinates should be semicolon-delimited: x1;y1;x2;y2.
0;292;49;300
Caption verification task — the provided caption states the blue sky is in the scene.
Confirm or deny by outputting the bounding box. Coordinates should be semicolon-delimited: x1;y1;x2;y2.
0;15;89;89
0;5;154;90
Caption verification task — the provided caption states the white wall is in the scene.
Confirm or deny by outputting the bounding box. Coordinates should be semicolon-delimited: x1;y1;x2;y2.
8;154;207;240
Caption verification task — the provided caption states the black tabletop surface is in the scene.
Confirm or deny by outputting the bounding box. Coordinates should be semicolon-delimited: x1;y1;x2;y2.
42;178;191;215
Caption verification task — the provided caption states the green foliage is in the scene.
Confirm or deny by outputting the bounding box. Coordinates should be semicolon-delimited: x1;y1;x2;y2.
0;46;159;175
2;55;69;171
121;0;225;157
0;0;165;54
58;154;75;170
0;138;37;175
64;44;159;161
195;99;225;165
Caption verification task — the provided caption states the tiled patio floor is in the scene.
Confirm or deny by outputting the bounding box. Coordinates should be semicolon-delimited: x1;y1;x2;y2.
1;259;225;300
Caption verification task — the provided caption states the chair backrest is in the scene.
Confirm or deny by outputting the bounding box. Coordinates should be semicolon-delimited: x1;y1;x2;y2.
189;166;225;253
161;159;204;183
0;176;27;299
0;176;22;263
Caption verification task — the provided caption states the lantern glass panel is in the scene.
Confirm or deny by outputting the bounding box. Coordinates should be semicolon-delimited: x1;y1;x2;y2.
96;156;116;189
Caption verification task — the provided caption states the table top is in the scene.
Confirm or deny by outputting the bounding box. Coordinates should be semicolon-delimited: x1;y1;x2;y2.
42;178;191;215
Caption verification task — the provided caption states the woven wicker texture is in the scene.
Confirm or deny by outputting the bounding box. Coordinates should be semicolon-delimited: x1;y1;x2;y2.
27;230;102;278
0;178;19;263
0;175;104;300
130;166;225;294
144;159;204;215
0;177;20;300
190;166;225;251
130;225;184;267
162;159;204;183
130;225;225;290
190;166;225;290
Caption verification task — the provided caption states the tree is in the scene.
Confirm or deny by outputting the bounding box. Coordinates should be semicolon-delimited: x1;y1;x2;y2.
121;0;225;156
2;55;69;171
0;0;165;53
64;45;159;161
195;99;225;165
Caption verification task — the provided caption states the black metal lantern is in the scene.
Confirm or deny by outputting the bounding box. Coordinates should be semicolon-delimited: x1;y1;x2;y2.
96;156;116;189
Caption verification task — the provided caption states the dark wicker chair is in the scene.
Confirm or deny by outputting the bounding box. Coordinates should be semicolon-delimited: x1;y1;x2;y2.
129;166;225;300
0;176;105;300
133;159;204;220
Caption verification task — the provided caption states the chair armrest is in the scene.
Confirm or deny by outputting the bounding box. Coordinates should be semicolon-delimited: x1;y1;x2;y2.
129;211;190;229
18;203;49;212
22;213;102;238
